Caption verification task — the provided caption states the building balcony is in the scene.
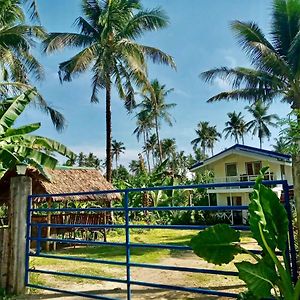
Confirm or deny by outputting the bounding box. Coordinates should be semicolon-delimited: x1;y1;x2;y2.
207;172;277;193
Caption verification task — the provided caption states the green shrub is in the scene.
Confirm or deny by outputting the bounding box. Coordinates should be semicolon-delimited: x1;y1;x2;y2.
190;168;300;299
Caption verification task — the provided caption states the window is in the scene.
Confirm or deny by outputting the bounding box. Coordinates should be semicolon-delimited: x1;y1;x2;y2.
245;161;262;175
226;163;237;177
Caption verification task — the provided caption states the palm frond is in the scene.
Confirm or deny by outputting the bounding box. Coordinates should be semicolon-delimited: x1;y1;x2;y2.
43;33;93;53
140;45;176;69
207;89;279;103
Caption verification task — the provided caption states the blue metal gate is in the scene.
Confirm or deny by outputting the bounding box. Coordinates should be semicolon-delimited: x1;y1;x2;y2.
25;180;297;299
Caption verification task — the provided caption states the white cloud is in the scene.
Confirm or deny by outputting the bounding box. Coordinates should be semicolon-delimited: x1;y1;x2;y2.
214;77;231;91
224;55;238;68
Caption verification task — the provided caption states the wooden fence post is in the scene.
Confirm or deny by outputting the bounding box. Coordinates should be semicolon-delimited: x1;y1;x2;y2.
7;176;32;295
0;227;9;289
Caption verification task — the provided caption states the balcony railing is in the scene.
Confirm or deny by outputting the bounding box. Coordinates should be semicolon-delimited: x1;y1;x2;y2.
208;173;276;189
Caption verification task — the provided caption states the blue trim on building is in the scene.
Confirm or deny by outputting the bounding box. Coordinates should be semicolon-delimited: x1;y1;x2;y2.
190;144;291;170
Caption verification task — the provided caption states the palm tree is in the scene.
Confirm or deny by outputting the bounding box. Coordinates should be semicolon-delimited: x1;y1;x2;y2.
161;138;176;159
138;79;176;162
144;134;158;168
43;0;175;182
272;137;288;154
112;140;125;169
0;90;75;179
133;110;153;172
200;0;300;239
129;160;140;175
223;111;247;144
207;126;221;156
0;0;65;130
246;101;279;149
191;121;211;155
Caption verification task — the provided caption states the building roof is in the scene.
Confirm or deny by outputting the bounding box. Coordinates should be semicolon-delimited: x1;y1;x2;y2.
0;167;120;204
190;144;291;171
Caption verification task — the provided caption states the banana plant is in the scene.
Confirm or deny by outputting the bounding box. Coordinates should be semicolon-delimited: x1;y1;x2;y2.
0;89;75;179
190;167;300;300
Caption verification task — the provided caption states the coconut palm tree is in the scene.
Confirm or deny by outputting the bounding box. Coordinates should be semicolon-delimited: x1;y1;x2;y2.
144;134;157;168
246;101;279;149
0;90;75;179
133;110;154;172
191;121;211;155
207;126;221;156
272;137;289;154
200;0;300;239
223;111;247;144
138;79;176;163
0;0;65;130
42;0;175;182
129;159;140;175
112;140;126;169
161;138;176;159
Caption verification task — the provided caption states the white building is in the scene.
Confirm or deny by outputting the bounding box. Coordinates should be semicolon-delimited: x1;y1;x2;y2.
190;144;292;224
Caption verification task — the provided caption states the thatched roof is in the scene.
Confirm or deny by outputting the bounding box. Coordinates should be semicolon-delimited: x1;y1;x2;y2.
0;167;120;204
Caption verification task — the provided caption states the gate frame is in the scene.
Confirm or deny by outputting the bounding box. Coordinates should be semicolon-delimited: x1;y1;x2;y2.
25;180;297;299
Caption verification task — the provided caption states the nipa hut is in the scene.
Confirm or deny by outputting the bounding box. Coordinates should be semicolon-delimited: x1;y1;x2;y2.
0;166;121;249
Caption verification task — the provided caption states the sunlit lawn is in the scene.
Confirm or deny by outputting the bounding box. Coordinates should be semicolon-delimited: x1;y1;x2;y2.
29;229;254;288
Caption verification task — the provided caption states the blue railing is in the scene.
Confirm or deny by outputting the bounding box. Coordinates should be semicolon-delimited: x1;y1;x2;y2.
25;180;297;299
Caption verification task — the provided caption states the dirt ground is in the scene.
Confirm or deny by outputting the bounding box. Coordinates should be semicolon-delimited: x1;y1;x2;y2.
21;251;247;300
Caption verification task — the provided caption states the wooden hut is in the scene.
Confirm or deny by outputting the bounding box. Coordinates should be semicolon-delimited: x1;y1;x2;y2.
0;166;121;249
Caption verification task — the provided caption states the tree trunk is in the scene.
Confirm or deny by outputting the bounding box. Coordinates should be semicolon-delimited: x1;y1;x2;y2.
144;132;151;172
106;78;112;182
292;155;300;253
155;116;163;163
259;137;262;149
242;135;245;145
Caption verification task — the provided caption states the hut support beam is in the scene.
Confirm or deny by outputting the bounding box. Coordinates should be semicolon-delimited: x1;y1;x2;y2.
8;176;32;295
46;198;52;252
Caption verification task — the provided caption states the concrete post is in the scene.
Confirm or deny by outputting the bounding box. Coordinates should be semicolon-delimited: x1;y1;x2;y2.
7;176;32;295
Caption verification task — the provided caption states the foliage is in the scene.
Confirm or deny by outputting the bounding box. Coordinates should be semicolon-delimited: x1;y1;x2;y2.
245;101;279;148
223;111;247;144
64;152;103;169
0;90;75;179
191;121;221;156
191;168;300;299
112;140;126;169
136;79;176;163
276;110;300;155
43;0;175;181
0;0;65;130
112;165;130;181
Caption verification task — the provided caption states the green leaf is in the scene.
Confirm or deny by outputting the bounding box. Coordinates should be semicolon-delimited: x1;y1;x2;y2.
4;123;41;137
237;291;259;300
249;171;289;252
0;89;36;133
190;224;242;265
236;260;278;298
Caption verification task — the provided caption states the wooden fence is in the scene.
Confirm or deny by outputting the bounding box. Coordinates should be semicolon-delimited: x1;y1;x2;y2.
0;226;8;289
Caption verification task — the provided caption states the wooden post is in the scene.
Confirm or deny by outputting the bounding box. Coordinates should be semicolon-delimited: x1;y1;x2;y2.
7;176;32;295
45;198;52;252
0;226;9;289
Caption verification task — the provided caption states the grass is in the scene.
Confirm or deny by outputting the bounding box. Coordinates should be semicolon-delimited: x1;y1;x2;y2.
29;229;254;291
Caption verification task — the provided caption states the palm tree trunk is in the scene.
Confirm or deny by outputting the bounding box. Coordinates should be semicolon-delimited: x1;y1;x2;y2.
144;132;151;172
242;135;245;145
235;134;239;144
155;116;163;163
259;137;262;149
105;78;112;182
293;114;300;250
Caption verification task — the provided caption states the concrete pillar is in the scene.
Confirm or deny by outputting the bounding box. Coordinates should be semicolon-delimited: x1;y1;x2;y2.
7;176;32;295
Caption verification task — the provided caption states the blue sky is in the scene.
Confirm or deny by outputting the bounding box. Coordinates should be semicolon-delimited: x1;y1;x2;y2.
20;0;289;165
